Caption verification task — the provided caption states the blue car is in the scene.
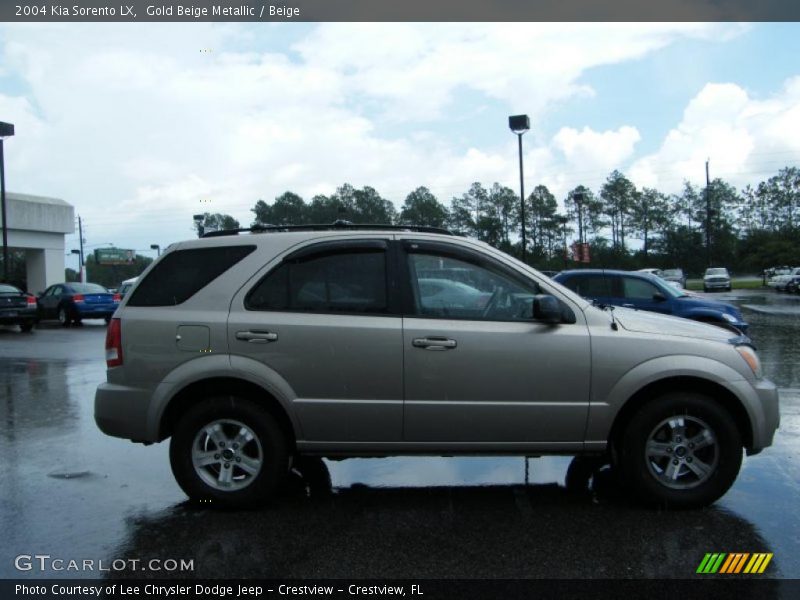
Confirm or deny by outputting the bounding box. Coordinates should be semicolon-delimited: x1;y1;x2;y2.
554;269;748;333
37;282;120;326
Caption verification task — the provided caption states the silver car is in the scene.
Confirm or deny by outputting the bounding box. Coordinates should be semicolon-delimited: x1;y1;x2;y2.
704;267;732;292
95;226;779;509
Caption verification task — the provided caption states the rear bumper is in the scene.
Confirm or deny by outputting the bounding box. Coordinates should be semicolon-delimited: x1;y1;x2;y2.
95;382;154;441
76;305;117;318
0;308;38;323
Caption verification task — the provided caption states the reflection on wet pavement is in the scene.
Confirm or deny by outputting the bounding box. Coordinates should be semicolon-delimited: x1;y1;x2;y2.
0;296;798;579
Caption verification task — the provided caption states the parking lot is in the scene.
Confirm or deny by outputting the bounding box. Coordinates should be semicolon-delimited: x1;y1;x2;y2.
1;288;799;580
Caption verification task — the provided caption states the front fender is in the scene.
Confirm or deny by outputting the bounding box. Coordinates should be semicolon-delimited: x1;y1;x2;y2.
585;354;755;445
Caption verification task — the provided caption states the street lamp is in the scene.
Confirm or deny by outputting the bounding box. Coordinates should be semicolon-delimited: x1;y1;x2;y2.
193;214;205;238
0;121;15;282
508;115;530;263
150;244;160;256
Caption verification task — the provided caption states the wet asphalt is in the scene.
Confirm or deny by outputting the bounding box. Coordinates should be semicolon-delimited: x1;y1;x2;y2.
0;288;798;580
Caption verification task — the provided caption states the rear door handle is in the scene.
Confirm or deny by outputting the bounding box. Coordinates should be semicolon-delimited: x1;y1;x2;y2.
412;337;457;350
236;331;278;343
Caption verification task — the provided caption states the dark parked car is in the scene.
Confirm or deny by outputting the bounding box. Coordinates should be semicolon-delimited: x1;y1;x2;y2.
554;269;748;333
0;283;38;332
37;282;120;326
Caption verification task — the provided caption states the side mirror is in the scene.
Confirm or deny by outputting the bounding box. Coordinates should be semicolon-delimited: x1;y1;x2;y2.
532;294;562;324
653;292;667;302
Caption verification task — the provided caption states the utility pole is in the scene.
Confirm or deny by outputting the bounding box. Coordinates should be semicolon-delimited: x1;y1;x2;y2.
705;159;711;267
0;138;7;282
78;215;85;283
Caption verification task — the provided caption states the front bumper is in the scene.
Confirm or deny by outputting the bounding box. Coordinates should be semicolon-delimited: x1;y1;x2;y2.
704;280;731;289
732;377;780;454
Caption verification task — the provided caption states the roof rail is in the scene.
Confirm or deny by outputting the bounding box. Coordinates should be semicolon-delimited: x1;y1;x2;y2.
202;222;453;238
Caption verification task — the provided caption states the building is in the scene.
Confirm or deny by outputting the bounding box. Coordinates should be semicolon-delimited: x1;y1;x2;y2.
1;192;74;293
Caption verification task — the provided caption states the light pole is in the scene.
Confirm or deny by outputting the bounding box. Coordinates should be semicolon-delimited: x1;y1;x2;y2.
150;244;161;256
0;121;15;282
509;115;530;263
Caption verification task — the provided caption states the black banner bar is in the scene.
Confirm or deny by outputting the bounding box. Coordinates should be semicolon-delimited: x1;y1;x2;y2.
2;0;800;23
2;579;797;600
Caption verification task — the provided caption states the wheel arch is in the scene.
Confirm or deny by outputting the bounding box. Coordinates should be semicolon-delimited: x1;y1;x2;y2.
158;377;297;451
608;376;753;456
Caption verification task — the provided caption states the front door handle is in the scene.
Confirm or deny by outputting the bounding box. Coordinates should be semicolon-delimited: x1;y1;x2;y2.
412;337;457;350
236;331;278;344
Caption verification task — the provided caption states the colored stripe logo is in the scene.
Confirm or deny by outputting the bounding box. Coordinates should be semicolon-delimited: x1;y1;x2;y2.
697;553;773;574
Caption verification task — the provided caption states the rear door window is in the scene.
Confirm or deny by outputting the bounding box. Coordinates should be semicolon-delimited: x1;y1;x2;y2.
246;246;389;314
128;245;255;307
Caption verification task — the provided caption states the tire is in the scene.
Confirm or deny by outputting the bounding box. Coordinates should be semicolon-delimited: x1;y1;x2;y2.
57;306;71;327
618;392;742;508
169;396;289;509
19;322;34;333
703;286;709;293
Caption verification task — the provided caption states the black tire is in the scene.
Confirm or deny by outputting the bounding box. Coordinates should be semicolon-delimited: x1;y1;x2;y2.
703;286;709;293
618;392;742;508
169;396;289;509
57;306;71;327
19;322;35;333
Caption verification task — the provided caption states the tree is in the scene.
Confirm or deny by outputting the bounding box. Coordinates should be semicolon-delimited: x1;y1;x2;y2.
400;187;449;228
352;186;397;224
629;187;669;257
600;170;637;251
526;185;558;255
251;192;308;226
447;182;486;237
193;213;240;235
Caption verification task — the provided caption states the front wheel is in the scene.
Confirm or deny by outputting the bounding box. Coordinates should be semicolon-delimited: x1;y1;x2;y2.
619;392;742;508
169;396;289;509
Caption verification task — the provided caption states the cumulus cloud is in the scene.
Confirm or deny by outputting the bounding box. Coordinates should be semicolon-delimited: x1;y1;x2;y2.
629;78;800;192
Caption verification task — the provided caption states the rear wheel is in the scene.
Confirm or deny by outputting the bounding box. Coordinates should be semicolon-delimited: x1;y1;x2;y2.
19;322;34;333
57;306;71;327
618;392;742;508
170;396;289;509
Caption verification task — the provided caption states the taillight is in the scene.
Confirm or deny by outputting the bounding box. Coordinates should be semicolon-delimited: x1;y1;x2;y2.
112;293;122;302
73;294;85;303
105;318;123;368
26;295;36;306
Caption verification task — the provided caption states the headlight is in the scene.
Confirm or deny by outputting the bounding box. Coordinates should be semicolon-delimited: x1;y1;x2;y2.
736;345;763;379
721;313;738;323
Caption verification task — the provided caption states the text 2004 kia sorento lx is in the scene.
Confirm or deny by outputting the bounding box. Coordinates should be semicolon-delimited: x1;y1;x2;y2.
95;225;779;509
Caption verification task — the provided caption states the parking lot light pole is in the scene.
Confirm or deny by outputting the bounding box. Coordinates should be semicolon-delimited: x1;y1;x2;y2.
0;121;15;283
150;244;160;256
509;115;530;263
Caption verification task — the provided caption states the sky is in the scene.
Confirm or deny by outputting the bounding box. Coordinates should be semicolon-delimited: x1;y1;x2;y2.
0;22;799;258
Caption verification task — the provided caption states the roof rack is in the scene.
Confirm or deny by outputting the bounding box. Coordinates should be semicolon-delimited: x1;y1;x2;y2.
202;221;453;238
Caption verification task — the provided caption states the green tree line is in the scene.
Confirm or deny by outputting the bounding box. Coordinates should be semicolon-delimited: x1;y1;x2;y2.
241;167;799;276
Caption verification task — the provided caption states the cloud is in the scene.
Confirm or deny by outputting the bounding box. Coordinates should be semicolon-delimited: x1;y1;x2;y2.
0;21;756;252
629;78;800;192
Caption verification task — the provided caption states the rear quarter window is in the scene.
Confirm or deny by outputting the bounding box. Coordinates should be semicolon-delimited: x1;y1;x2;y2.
128;245;255;307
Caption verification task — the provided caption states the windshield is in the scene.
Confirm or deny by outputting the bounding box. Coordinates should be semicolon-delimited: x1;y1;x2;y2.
706;268;728;276
662;269;682;277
